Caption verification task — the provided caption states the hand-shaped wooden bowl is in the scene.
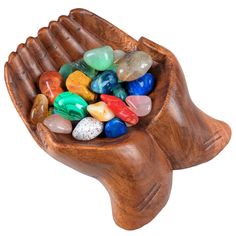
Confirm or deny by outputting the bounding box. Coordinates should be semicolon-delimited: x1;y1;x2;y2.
4;8;231;230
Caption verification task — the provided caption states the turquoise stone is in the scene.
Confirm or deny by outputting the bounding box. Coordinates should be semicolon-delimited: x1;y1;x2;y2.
112;84;127;101
105;118;128;138
59;63;76;80
83;46;114;71
73;59;97;79
54;92;88;120
90;70;118;94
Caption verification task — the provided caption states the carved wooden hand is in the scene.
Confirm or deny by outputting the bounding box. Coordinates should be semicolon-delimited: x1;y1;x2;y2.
4;8;231;230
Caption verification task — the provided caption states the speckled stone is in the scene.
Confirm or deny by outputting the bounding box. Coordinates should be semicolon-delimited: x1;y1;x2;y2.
72;117;104;141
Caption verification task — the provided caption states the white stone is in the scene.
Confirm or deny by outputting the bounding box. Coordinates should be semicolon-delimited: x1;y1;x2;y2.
72;117;104;141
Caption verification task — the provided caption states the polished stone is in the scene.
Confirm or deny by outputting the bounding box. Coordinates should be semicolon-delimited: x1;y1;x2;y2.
112;84;127;101
59;63;76;80
30;94;48;125
54;92;88;120
117;51;153;81
43;114;72;134
83;46;114;71
87;101;114;122
73;59;97;79
66;71;96;102
72;117;104;141
105;118;127;138
126;73;155;95
39;71;64;105
126;95;152;117
90;70;118;94
101;94;139;125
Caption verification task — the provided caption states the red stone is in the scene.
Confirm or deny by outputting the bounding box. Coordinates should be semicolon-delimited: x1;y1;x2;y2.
101;94;139;125
39;71;64;105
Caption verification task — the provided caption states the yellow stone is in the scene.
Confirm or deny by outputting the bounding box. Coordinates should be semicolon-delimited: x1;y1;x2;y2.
66;70;96;102
87;101;115;122
30;94;48;125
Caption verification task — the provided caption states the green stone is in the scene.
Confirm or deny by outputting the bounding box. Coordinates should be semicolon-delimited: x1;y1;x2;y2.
83;46;114;71
106;63;118;72
73;59;97;79
59;63;76;80
54;92;88;120
112;84;127;101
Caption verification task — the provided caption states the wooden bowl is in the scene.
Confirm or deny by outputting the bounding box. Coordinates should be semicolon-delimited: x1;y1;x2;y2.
4;8;231;230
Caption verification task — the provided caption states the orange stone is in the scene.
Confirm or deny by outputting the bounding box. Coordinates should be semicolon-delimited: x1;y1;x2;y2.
66;71;96;102
30;94;48;125
39;71;64;105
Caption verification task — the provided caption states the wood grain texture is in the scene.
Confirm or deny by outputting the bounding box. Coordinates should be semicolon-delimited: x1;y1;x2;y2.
4;8;231;230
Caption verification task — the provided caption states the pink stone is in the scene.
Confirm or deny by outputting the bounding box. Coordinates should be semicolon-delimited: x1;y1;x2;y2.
43;114;72;134
125;95;152;117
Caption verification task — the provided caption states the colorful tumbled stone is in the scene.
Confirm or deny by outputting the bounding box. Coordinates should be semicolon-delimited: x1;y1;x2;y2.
101;94;139;125
66;71;96;102
59;63;76;80
73;59;97;79
72;117;104;141
39;71;64;105
90;70;118;94
67;70;91;87
126;73;155;95
105;118;127;138
125;95;152;117
87;101;114;122
54;92;88;120
43;114;72;134
30;94;48;125
117;51;153;82
113;49;125;63
112;84;127;101
83;46;114;71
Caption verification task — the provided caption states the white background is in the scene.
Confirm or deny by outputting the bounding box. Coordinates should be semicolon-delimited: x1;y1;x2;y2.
0;0;235;235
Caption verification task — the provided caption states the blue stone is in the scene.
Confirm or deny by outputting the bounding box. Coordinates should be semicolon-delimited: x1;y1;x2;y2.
90;70;118;94
126;73;155;95
105;118;128;138
112;84;127;101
